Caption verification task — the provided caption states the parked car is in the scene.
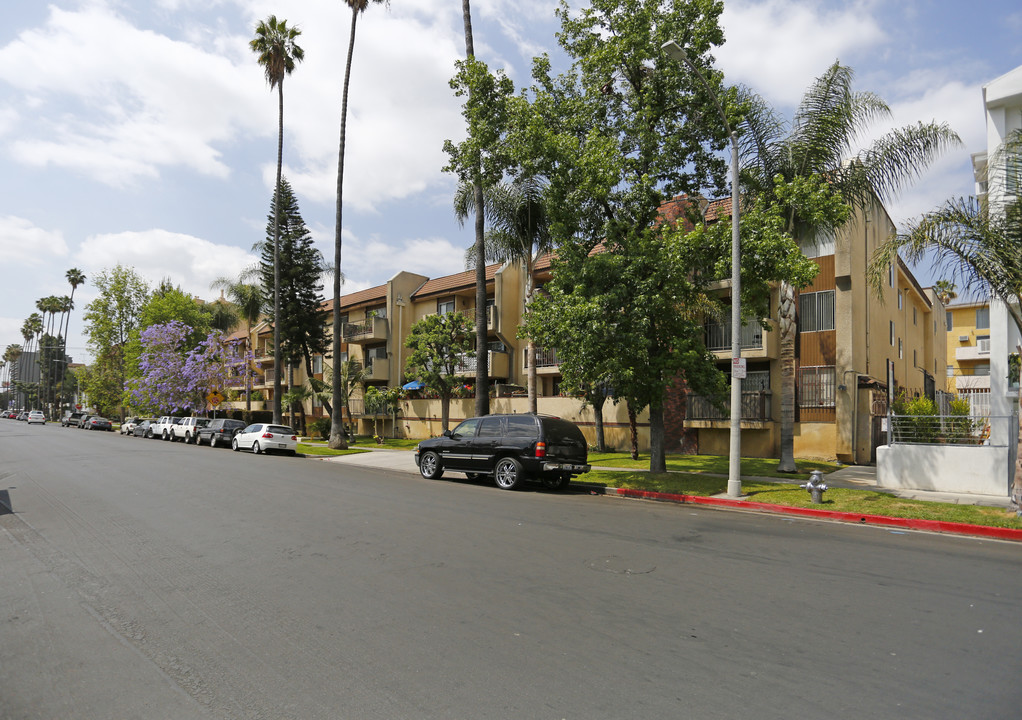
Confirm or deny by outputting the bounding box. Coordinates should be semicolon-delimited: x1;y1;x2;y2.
414;414;591;491
132;419;156;438
120;416;141;435
17;411;28;421
83;416;113;431
172;417;209;444
198;418;247;448
62;411;87;427
231;423;298;456
27;410;45;425
152;416;183;441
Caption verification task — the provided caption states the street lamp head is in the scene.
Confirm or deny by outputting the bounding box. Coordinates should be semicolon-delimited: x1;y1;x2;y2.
660;40;688;64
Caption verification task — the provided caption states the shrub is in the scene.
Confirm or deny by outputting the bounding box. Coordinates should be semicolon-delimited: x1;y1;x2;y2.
308;417;331;440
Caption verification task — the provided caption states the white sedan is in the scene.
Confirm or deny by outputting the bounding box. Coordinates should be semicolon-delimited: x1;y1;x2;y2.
232;423;298;456
27;410;45;425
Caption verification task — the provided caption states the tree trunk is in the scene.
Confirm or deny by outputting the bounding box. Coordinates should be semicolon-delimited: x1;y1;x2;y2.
593;400;606;452
1015;353;1022;516
525;266;537;414
440;391;451;432
628;402;639;461
330;9;360;450
649;403;666;473
272;81;284;426
777;281;798;473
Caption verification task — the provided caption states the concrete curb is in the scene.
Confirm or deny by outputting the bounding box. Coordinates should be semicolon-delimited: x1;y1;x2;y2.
583;485;1022;542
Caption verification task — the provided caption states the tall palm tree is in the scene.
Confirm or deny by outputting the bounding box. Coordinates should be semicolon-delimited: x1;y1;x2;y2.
460;0;490;418
740;62;961;472
57;268;86;415
330;0;388;450
251;15;304;425
456;175;552;413
869;130;1022;510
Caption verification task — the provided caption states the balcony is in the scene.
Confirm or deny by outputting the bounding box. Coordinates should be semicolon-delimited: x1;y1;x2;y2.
532;347;560;375
684;391;772;426
454;351;509;378
704;320;766;355
362;359;389;382
342;316;389;344
955;338;990;362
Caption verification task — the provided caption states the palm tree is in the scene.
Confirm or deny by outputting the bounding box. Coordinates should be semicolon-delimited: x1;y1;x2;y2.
459;0;490;419
57;268;86;415
456;175;552;413
739;62;961;472
932;279;958;306
330;0;388;450
869;130;1022;509
251;15;304;425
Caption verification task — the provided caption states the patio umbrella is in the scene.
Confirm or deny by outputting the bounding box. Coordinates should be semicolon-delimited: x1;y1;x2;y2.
402;380;425;390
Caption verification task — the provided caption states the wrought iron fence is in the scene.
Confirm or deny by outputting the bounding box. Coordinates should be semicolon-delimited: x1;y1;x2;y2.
704;321;764;352
685;391;771;421
888;413;996;445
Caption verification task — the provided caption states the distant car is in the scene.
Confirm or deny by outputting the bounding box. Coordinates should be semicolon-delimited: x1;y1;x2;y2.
62;411;87;427
198;418;247;448
414;414;591;491
27;410;45;425
132;419;156;438
83;416;113;431
152;416;183;441
232;423;298;456
17;411;28;421
120;416;141;435
172;417;209;444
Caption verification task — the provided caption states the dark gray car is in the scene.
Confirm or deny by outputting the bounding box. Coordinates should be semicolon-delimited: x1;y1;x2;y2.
198;418;247;448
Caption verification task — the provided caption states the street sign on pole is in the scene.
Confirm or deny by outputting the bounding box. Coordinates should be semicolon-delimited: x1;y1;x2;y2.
207;391;223;407
731;357;747;380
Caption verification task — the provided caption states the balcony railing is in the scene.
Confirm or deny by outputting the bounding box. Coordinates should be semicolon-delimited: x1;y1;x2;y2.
342;316;389;343
704;320;764;352
454;351;509;377
533;348;560;368
685;391;771;421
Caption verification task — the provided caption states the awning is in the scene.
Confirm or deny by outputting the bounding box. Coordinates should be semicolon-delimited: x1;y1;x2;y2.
402;380;425;390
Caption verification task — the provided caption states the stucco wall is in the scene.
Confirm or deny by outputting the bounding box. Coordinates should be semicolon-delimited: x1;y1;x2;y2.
876;444;1009;496
793;421;838;460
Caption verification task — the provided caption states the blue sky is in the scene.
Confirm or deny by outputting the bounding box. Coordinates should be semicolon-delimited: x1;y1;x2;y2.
2;0;1021;364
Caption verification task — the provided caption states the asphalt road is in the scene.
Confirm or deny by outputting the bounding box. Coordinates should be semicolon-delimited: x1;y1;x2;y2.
1;420;1021;719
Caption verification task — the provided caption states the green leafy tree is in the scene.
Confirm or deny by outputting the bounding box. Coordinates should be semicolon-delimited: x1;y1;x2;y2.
83;265;151;412
331;0;388;450
404;312;475;431
739;62;961;472
251;14;304;425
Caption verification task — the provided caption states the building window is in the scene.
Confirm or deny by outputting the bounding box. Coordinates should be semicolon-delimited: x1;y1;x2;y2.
898;338;903;359
437;298;455;315
367;305;387;319
976;306;989;329
913;349;917;367
947;364;954;378
898;289;903;309
889;263;895;288
975;362;991;377
946;310;952;331
890;321;895;346
312;355;323;374
743;370;770;391
799;290;835;332
799;366;836;408
913;307;917;325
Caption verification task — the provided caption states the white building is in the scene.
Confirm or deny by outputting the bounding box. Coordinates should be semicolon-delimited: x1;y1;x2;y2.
972;65;1022;448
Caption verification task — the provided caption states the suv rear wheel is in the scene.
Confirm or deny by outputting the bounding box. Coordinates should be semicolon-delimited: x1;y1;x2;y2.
209;434;218;448
494;457;523;490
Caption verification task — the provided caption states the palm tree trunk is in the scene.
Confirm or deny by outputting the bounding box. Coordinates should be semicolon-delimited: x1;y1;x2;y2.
330;8;359;450
272;82;284;426
628;402;639;461
778;281;798;472
525;265;538;414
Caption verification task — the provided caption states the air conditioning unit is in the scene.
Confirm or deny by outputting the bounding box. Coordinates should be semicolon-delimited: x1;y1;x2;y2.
958;335;969;342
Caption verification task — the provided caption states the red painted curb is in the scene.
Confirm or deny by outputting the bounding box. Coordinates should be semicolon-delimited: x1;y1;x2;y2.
610;488;1022;542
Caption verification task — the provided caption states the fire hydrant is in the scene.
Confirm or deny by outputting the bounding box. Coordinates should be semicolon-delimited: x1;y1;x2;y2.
800;470;828;503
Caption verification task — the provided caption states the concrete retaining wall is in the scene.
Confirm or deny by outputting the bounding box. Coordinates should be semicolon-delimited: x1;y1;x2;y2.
876;444;1009;496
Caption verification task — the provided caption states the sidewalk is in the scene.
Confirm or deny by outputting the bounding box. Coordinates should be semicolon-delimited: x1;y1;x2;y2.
313;449;1021;541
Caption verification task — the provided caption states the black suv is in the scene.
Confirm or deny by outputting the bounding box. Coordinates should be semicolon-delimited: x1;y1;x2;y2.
414;414;590;491
198;418;247;448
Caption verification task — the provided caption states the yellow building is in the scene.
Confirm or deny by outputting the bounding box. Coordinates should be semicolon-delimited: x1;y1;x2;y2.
944;300;993;417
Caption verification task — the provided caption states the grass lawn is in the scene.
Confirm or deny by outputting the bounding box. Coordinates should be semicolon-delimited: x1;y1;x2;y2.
348;437;420;450
297;442;371;457
579;471;1022;530
587;452;840;480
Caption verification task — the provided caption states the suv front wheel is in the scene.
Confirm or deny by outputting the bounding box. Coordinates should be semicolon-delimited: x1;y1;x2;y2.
494;457;523;490
418;451;443;480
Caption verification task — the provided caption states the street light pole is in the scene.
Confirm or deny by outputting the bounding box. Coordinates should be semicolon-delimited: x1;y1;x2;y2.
662;40;743;498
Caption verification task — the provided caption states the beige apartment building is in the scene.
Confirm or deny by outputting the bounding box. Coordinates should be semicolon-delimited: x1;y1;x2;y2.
220;196;945;463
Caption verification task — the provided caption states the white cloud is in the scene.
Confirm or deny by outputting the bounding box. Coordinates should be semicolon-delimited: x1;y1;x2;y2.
719;0;887;107
0;3;269;187
0;216;68;265
75;229;258;301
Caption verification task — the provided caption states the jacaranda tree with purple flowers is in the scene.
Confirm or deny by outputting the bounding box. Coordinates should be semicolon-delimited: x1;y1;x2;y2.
126;322;230;414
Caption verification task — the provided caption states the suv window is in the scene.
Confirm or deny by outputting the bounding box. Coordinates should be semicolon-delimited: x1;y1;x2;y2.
450;418;480;439
543;418;584;443
504;416;539;438
477;417;503;437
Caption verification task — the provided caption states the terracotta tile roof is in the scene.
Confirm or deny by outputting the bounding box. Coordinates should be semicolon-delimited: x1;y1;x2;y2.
412;263;502;299
318;284;388;312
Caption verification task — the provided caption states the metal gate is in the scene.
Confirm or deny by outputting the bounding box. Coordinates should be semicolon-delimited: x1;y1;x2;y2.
870;389;888;463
